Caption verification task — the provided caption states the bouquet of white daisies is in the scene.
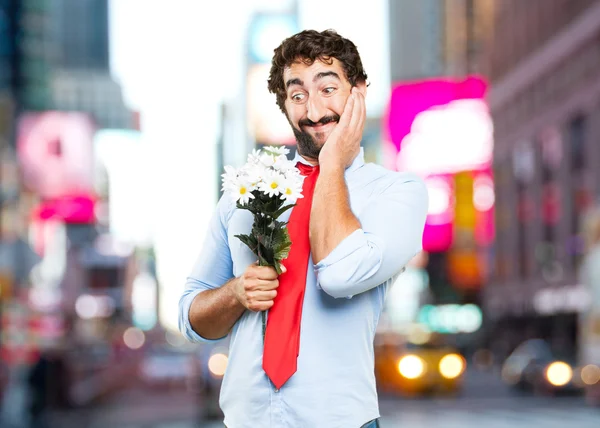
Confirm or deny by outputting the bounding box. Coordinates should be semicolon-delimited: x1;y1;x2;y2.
221;146;304;275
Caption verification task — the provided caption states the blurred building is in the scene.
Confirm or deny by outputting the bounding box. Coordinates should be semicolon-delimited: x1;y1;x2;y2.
389;0;445;81
390;0;494;80
0;0;134;371
386;0;495;341
15;0;130;127
0;0;18;154
52;0;110;70
51;70;130;129
0;0;26;364
443;0;494;76
482;0;600;357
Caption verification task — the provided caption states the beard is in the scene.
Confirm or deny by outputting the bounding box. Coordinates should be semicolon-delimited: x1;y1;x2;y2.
291;114;340;159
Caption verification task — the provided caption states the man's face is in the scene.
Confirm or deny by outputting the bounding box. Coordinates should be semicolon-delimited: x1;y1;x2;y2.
283;58;353;159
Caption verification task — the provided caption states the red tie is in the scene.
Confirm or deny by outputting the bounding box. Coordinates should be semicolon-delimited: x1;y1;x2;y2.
263;162;320;389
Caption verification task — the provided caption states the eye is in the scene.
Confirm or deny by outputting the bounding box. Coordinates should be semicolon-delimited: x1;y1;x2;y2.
323;87;336;95
291;93;306;102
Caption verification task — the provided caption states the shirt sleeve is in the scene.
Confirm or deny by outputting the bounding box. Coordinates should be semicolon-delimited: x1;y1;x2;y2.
314;174;428;299
178;195;235;342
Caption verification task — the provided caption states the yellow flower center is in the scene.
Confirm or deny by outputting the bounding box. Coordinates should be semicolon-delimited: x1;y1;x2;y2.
240;187;247;195
270;182;278;189
286;188;292;195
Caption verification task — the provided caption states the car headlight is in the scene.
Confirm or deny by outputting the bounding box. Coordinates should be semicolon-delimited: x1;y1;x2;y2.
398;355;426;379
439;354;465;379
545;361;572;386
208;353;228;377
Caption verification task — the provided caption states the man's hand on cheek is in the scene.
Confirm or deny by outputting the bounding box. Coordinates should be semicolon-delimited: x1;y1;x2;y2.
318;87;365;172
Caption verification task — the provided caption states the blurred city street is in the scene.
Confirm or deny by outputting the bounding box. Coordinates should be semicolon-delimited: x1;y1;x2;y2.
1;0;600;427
4;369;595;428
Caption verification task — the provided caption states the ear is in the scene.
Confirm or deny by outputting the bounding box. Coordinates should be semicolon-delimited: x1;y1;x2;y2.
355;81;367;96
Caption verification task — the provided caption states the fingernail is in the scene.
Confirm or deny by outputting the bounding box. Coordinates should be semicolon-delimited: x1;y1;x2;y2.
281;265;287;273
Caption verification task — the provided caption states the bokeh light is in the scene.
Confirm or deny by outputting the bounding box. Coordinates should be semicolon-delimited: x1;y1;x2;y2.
581;364;600;386
545;362;573;387
439;354;465;379
123;327;146;350
398;355;426;379
208;353;229;377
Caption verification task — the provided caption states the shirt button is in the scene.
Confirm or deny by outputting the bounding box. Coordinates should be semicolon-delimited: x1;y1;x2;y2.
274;388;280;393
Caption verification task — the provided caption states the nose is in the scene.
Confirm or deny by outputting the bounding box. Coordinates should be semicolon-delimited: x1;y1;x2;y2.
306;96;326;124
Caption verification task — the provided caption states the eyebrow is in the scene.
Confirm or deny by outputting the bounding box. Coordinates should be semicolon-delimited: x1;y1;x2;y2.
286;78;303;89
313;71;341;82
285;71;341;90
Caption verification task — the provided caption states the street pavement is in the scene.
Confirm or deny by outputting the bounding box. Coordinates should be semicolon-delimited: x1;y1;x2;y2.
378;395;599;428
158;395;600;428
94;395;599;428
3;368;599;427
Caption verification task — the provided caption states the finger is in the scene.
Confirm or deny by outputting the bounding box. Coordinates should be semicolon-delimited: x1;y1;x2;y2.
250;289;277;302
255;278;279;290
350;90;366;142
248;300;274;312
258;266;279;280
348;89;363;132
337;92;355;128
249;265;278;280
355;91;366;136
243;278;278;294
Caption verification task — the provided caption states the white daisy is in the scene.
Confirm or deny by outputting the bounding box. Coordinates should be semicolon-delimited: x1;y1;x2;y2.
232;178;255;205
284;166;303;183
241;163;265;189
280;177;304;203
273;155;295;173
247;148;261;165
221;165;238;191
259;152;276;168
258;170;285;198
263;146;290;156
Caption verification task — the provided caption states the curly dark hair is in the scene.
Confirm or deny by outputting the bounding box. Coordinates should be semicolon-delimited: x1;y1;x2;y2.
268;29;368;113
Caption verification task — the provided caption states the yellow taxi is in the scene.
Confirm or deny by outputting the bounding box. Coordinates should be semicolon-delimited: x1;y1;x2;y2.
374;333;466;396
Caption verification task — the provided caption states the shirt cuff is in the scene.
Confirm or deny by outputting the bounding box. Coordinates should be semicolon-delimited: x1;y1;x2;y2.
180;288;227;343
313;229;366;298
314;229;365;270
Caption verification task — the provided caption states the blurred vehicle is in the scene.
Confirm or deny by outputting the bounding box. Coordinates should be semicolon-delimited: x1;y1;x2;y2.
139;346;197;389
196;342;229;420
501;339;585;395
374;334;466;396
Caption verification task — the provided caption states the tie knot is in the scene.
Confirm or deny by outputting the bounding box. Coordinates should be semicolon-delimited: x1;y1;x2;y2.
295;162;318;176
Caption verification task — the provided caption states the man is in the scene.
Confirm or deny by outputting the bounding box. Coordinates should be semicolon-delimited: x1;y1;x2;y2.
179;29;428;427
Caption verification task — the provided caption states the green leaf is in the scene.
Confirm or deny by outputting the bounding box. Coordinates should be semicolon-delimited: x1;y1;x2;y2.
234;234;258;254
272;260;284;275
272;228;292;261
256;238;275;266
257;253;270;266
233;189;295;271
272;203;296;219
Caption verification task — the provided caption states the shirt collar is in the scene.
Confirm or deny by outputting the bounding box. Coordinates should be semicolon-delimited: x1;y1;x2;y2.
292;147;365;174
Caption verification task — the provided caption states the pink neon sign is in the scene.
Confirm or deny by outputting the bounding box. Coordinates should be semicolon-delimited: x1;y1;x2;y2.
384;76;494;252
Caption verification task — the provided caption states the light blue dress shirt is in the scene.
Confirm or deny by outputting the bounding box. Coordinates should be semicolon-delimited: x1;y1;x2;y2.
179;148;428;428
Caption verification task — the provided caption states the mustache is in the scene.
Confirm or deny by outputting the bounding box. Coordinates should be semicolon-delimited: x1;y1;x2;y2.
298;114;340;128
